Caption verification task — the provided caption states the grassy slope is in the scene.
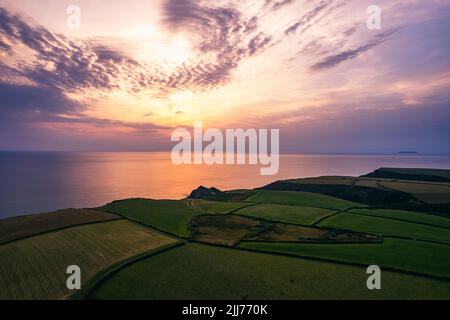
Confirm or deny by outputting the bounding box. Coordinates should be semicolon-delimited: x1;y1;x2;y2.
0;220;176;300
0;209;120;244
318;212;450;243
103;199;203;237
235;203;334;225
247;190;359;210
349;208;450;229
91;243;450;300
239;238;450;279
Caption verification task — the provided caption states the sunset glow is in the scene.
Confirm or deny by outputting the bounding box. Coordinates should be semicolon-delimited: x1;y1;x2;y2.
0;0;449;153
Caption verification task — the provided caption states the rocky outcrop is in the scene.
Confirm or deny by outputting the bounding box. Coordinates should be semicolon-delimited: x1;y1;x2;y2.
188;186;224;199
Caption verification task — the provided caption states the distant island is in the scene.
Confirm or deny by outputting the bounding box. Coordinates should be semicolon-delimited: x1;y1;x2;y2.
398;151;418;154
0;167;450;300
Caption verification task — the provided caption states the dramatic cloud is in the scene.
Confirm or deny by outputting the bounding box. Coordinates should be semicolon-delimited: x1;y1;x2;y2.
0;8;149;117
162;0;273;88
0;3;274;101
0;3;275;129
1;0;449;153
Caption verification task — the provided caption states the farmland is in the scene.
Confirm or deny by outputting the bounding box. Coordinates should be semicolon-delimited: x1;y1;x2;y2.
0;220;176;300
0;208;120;244
318;212;450;244
1;167;450;300
188;199;251;213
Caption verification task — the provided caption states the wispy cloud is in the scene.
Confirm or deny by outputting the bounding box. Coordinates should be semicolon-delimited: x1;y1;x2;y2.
284;0;330;35
310;28;400;71
267;0;297;11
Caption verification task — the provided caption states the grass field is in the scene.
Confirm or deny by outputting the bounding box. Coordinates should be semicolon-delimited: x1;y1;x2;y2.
246;190;359;210
0;220;176;300
349;208;450;229
189;199;250;213
318;213;450;244
380;181;450;204
235;203;335;225
91;243;450;300
103;199;203;237
239;238;450;279
0;209;120;244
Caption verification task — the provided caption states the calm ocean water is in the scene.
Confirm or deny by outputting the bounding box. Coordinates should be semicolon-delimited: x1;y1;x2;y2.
1;151;449;219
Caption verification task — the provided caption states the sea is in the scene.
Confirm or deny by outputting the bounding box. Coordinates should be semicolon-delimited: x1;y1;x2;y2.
1;151;449;219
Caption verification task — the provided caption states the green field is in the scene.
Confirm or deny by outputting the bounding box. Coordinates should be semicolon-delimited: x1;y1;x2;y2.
318;213;450;244
246;190;359;210
239;238;450;279
0;209;120;244
103;199;203;237
0;220;176;300
189;199;250;213
91;243;450;300
349;208;450;229
235;203;335;225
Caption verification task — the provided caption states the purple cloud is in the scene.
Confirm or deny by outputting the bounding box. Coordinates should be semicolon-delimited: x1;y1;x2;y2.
310;28;400;71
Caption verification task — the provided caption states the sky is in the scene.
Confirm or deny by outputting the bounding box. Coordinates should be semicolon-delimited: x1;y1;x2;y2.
0;0;449;153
